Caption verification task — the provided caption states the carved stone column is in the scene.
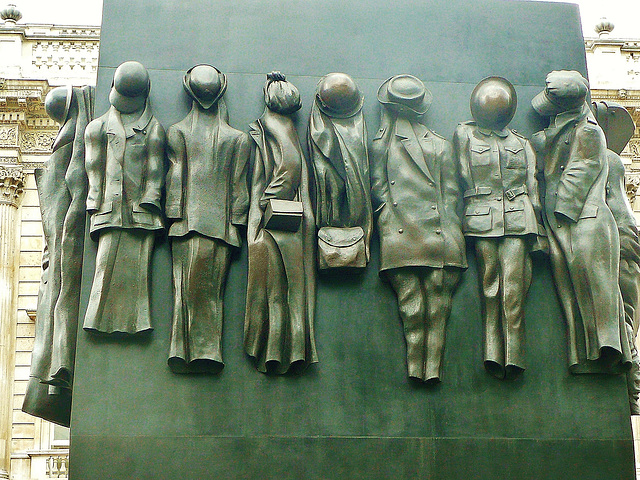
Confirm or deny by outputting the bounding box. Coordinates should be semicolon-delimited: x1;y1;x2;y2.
0;167;25;480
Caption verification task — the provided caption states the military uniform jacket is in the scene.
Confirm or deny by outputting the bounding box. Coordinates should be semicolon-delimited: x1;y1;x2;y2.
454;122;540;238
164;104;250;248
85;104;165;239
371;117;467;272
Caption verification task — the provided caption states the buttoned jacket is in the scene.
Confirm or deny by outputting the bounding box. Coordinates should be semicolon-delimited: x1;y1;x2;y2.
165;104;249;248
371;117;466;272
85;104;165;239
454;122;540;238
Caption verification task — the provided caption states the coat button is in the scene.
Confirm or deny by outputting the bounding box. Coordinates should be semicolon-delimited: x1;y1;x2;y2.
557;224;562;228
393;202;398;207
390;180;395;185
496;197;502;201
398;228;404;234
436;229;442;234
494;173;499;177
431;205;437;210
560;165;565;170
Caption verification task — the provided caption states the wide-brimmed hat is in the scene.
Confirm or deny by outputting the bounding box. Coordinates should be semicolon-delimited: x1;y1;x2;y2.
183;64;227;109
532;70;588;117
316;72;364;118
470;76;517;130
592;100;634;155
377;74;432;115
108;61;150;113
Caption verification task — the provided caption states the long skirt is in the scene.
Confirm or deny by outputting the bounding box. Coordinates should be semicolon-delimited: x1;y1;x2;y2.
83;228;154;334
168;234;231;374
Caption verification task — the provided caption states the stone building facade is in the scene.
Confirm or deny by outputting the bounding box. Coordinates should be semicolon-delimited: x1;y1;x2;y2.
0;5;98;479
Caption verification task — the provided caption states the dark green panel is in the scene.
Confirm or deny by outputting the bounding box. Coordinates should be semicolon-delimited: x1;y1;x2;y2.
70;0;634;478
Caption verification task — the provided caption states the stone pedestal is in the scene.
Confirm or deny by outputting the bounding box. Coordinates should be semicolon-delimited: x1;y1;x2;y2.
0;167;24;480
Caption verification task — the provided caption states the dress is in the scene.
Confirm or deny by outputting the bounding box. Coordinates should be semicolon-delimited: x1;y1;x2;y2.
22;86;93;427
244;108;317;374
165;100;249;373
83;102;165;334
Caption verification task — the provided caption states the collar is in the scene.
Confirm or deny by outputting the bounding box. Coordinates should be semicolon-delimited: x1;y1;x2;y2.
476;126;509;138
550;103;590;131
395;118;429;139
108;102;153;138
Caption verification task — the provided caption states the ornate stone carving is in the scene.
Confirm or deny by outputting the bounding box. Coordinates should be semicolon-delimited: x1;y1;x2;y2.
0;167;25;207
626;173;640;200
20;131;56;152
0;126;18;146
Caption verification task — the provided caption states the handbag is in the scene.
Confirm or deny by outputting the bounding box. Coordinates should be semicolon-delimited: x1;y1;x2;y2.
317;226;366;270
264;199;303;232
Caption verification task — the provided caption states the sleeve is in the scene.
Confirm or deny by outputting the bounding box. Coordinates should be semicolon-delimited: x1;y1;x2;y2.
84;118;105;214
524;139;543;228
164;126;185;220
440;139;462;225
554;124;606;222
452;124;472;194
139;122;166;213
231;132;251;227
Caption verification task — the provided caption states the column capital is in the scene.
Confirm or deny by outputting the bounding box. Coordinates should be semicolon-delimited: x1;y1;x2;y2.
0;166;25;208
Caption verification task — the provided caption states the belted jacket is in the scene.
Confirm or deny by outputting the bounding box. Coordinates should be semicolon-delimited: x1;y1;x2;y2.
85;103;166;239
453;121;541;238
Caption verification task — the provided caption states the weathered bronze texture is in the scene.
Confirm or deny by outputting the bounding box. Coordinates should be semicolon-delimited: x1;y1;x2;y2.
83;61;166;334
371;75;466;383
309;72;373;270
244;72;317;374
594;101;640;412
165;65;250;374
532;70;631;374
454;76;541;379
22;86;94;427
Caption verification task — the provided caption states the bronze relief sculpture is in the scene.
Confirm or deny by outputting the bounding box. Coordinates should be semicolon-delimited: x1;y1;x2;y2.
22;85;94;427
309;72;373;270
454;77;541;379
83;61;166;334
531;70;631;374
372;75;466;383
165;65;250;374
244;72;317;374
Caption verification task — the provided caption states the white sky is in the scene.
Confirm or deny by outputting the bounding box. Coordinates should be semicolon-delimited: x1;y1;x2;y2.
12;0;640;38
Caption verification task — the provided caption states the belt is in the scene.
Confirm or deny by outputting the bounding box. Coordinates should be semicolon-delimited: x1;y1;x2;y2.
463;186;492;198
504;184;528;201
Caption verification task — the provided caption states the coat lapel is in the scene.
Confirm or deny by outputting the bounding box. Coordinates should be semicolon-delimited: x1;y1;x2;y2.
106;107;126;165
396;119;434;183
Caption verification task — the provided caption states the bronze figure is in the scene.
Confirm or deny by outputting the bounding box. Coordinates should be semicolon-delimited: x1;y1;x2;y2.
308;72;373;270
454;77;542;379
372;75;467;383
244;72;317;374
165;65;250;374
531;71;631;374
22;86;93;427
593;101;640;411
83;61;166;334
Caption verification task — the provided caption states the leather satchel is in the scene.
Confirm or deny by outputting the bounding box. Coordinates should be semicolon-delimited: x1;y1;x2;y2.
264;199;303;232
317;226;366;270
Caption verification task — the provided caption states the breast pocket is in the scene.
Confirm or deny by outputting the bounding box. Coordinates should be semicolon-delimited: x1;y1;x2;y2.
504;145;526;169
464;205;492;233
470;144;491;166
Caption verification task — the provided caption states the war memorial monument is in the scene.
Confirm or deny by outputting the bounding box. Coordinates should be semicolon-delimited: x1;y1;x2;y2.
20;0;640;478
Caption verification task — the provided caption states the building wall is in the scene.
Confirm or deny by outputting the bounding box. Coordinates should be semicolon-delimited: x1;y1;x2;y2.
0;14;98;480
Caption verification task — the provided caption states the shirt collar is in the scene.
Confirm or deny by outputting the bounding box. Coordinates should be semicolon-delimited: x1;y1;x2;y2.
476;126;509;138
